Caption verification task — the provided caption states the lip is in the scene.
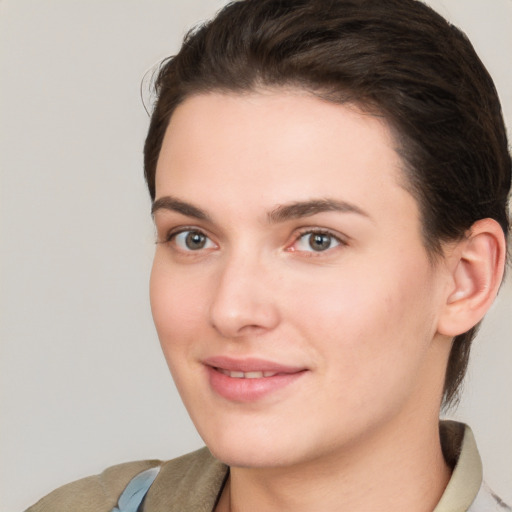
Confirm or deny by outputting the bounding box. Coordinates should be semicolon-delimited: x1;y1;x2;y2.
203;356;308;402
204;356;305;374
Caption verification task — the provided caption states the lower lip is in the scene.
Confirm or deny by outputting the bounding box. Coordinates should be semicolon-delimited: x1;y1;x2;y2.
206;366;306;402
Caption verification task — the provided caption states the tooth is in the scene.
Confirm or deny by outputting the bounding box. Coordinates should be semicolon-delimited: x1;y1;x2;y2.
245;371;264;379
219;369;278;379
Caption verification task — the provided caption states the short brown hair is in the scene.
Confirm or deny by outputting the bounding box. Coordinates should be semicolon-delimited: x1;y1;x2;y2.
144;0;511;407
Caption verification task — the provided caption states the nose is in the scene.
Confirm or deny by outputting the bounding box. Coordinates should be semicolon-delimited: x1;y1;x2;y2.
209;252;280;338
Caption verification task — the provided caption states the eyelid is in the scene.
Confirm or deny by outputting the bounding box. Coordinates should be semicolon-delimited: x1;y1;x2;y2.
156;224;348;253
158;225;201;242
159;226;217;251
287;227;349;253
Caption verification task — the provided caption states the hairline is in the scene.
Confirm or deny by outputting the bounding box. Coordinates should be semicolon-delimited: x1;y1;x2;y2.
155;82;448;264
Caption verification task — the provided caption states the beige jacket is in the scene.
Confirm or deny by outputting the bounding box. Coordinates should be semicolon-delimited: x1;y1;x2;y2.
26;422;510;512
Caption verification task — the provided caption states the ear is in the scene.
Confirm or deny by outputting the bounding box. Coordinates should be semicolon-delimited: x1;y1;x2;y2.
437;218;507;337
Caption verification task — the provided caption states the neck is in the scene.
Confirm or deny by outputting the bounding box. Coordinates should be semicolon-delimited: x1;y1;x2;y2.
216;414;451;512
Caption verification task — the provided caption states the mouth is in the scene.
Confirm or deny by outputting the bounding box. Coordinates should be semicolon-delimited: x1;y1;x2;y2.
203;356;307;402
204;355;305;376
215;369;283;379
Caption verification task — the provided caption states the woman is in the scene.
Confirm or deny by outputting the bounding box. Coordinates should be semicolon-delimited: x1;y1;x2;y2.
27;0;511;510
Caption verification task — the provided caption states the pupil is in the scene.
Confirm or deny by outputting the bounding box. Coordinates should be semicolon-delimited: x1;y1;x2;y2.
310;233;331;251
186;231;206;250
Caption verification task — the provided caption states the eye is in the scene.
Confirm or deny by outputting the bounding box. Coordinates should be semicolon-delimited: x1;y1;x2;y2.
172;229;216;251
293;230;342;252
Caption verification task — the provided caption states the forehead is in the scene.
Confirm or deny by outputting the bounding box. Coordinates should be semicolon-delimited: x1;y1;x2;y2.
155;90;418;231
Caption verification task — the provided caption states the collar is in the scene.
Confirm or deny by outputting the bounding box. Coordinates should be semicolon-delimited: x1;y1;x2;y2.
434;420;483;512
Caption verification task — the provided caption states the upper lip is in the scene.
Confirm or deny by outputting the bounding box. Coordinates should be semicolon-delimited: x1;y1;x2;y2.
203;356;305;374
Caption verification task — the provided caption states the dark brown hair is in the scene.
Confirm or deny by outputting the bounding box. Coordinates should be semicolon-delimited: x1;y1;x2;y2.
144;0;511;407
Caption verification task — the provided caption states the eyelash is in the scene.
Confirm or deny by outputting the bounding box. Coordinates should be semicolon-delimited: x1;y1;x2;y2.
289;228;347;255
160;227;347;255
162;227;217;252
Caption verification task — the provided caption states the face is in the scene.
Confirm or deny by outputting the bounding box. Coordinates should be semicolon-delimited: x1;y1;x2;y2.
150;90;451;469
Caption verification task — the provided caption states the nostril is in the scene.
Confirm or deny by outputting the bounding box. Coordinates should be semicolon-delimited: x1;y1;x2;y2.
209;302;280;338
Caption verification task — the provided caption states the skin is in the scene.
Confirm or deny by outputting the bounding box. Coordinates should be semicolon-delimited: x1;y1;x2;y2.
150;90;456;511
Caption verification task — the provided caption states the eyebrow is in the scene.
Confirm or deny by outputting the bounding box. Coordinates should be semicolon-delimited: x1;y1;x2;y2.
151;196;370;223
267;198;371;223
151;196;211;220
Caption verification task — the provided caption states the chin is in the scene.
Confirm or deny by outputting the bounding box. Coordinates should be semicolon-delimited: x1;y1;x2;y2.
207;441;295;469
202;421;347;471
198;423;301;469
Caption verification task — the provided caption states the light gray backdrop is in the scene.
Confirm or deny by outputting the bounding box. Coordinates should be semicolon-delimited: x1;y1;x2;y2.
1;1;510;511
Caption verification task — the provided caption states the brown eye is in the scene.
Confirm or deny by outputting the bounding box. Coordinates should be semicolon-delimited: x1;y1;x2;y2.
173;230;215;251
185;231;206;250
308;233;332;251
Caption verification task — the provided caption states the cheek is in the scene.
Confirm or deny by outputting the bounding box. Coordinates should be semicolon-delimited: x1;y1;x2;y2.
149;255;209;357
287;257;438;382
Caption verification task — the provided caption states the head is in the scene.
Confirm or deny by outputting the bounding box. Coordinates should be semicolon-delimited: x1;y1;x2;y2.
144;0;510;408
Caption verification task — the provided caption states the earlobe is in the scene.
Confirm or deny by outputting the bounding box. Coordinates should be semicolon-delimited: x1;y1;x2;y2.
437;219;506;337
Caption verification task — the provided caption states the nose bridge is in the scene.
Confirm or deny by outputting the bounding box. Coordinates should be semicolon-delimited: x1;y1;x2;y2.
209;246;279;337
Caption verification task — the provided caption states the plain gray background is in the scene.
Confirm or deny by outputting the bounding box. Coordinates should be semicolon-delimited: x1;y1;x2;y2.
1;1;510;510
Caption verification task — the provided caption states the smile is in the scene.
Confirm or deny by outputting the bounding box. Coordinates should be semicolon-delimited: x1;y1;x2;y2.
204;357;308;402
216;369;280;379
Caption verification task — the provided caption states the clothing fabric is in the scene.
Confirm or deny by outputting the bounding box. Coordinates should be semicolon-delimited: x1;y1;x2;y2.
111;467;160;512
26;421;510;512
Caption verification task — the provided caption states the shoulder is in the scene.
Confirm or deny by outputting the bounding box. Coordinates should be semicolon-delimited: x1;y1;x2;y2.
143;448;228;511
25;459;161;512
25;448;227;512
